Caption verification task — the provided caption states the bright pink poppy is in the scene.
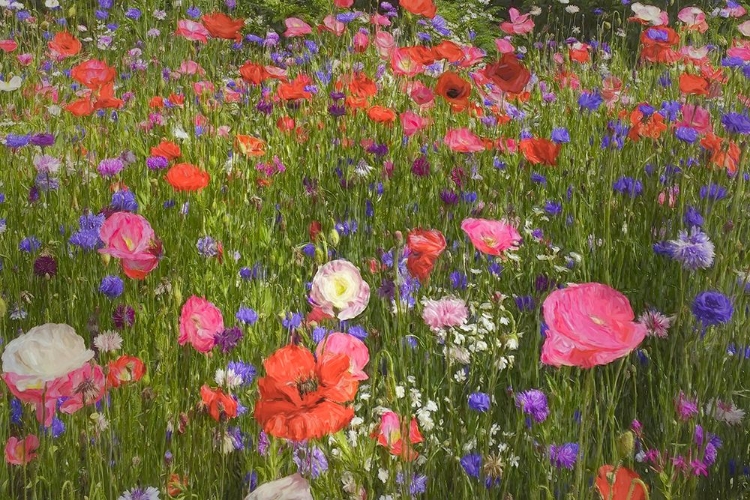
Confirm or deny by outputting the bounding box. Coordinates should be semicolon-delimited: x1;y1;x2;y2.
58;363;106;414
444;128;485;153
283;17;312;38
5;435;39;466
541;283;647;368
495;37;515;53
176;19;210;43
675;104;712;135
178;296;224;353
400;111;429;136
98;212;162;280
500;8;535;35
461;218;522;255
315;332;370;381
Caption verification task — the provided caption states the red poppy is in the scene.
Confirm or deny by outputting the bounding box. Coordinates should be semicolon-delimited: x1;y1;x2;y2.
107;355;146;389
406;228;446;281
165;163;210;192
435;71;472;111
278;74;313;101
432;40;464;63
679;73;709;95
168;93;185;107
628;108;667;141
309;220;322;241
151;140;181;160
48;31;81;58
348;72;378;98
149;96;164;108
92;82;124;110
70;59;116;90
595;465;648;500
167;474;188;498
200;385;238;421
201;12;244;41
640;27;680;64
254;344;358;442
239;62;270;85
276;116;296;132
400;0;437;18
483;53;531;95
235;135;266;157
520;138;561;166
65;97;95;117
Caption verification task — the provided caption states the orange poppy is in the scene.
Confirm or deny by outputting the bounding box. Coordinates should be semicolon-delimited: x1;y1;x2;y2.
254;344;358;442
92;82;124;110
65;97;95;117
400;0;437;18
167;474;188;498
435;71;472;110
432;40;464;63
595;465;648;500
679;73;709;95
406;228;446;281
149;96;164;108
278;75;313;101
48;31;81;58
106;355;146;389
200;385;238;421
70;59;116;90
239;62;270;85
151;140;181;160
520;138;561;166
483;53;531;95
165;163;210;192
628;108;667;141
235;135;266;157
201;12;244;41
367;105;397;124
348;72;378;98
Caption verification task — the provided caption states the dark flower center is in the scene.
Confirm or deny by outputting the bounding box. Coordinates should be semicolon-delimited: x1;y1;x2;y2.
446;88;460;98
297;377;319;397
75;378;99;403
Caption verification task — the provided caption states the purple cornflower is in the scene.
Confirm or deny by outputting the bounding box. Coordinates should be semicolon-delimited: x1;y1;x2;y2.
236;307;258;325
99;275;124;299
214;327;243;353
450;271;468;290
721;112;750;134
468;392;491;412
551;127;571;143
460;453;482;478
666;227;714;270
692;291;733;326
110;190;138;213
196;236;219;258
440;190;459;205
282;312;303;330
549;442;579;469
544;200;563;216
113;305;135;329
699;183;727;201
578;90;603;111
515;389;550;422
186;5;201;18
30;133;55;147
146;156;169;170
675;392;699;420
293;445;328;478
97;158;125;177
19;236;41;253
396;473;428;496
515;295;536;311
683;206;703;227
675;126;699;143
125;7;141;19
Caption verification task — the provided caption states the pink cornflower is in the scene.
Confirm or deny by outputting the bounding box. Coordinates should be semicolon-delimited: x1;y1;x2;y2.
638;310;673;338
422;297;469;331
675;392;699;420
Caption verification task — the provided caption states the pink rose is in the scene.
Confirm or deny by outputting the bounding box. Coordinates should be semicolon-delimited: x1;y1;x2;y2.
99;212;162;280
541;283;647;368
283;17;312;38
461;218;521;255
176;20;210;43
179;296;224;353
422;297;468;331
5;435;39;466
444;128;485;153
309;260;370;320
315;332;370;380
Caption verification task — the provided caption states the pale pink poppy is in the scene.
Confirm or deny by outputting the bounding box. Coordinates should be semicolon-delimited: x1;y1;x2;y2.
370;13;391;27
601;76;623;106
677;7;708;32
408;80;434;106
264;65;288;81
458;46;485;68
500;8;535;35
541;283;647;368
400;111;429;136
495;38;515;54
374;30;395;59
444;128;485;153
422;297;469;331
315;332;370;380
178;60;205;75
681;45;709;64
629;3;668;26
353;31;369;52
309;260;370;320
739;20;750;37
98;212;162;280
675;104;712;134
322;15;346;36
391;48;424;77
179;296;224;353
58;363;106;414
193;80;215;95
5;435;39;466
176;19;210;43
283;17;312;38
461;218;522;255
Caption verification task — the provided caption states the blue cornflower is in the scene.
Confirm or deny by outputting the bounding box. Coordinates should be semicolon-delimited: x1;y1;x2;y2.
282;312;303;330
450;271;468;290
515;389;549;422
347;325;367;340
186;6;201;18
227;361;256;386
196;236;219;258
110;190;138;212
544;200;562;216
721;113;750;134
236;307;258;325
700;183;727;201
578;90;603;111
460;453;482;478
683;206;703;227
19;236;41;253
10;399;22;425
531;172;547;185
549;443;579;469
675;126;699;143
99;275;124;299
613;176;643;197
4;133;31;148
125;7;141;20
396;473;428;496
551;127;570;144
515;295;536;311
692;291;733;326
293;446;328;478
468;392;491;412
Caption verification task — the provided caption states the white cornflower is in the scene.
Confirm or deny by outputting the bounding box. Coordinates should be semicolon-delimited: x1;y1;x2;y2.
94;331;123;352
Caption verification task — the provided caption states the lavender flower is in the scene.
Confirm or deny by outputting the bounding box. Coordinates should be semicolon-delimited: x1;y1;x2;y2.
515;389;550;422
97;158;125;177
666;227;715;270
549;442;579;469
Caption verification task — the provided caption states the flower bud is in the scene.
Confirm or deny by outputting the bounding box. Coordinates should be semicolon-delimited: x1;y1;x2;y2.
617;430;635;459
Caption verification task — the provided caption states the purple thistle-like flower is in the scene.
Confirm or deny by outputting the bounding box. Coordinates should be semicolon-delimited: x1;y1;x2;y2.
113;305;135;329
675;392;699;420
97;158;125;177
33;255;58;277
667;227;714;270
411;155;430;177
214;327;243;353
549;442;579;469
515;389;550;422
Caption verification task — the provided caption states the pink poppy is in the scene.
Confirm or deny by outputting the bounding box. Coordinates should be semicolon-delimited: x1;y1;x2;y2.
370;13;391;27
495;38;515;54
444;128;485;153
727;42;750;61
0;39;17;52
372;411;424;461
353;31;369;52
58;363;106;414
283;17;312;38
374;31;395;59
407;80;434;106
400;111;429;136
316;332;370;381
675;104;712;135
179;296;224;353
98;212;162;280
677;7;708;32
391;48;425;77
740;20;750;37
461;218;522;255
322;15;345;36
458;46;485;68
5;435;39;466
178;60;205;75
541;283;647;368
176;19;210;43
499;8;535;35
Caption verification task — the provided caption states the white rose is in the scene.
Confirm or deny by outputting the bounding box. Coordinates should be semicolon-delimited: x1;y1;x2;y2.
245;473;312;500
2;323;94;391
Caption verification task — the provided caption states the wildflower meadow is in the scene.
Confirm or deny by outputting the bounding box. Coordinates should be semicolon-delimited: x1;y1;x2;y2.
1;0;749;498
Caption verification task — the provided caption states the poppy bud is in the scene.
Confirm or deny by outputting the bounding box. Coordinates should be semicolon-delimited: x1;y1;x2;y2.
329;229;340;247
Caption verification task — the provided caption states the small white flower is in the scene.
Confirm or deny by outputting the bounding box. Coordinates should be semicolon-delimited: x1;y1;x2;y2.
565;5;580;14
395;386;405;398
378;468;389;483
